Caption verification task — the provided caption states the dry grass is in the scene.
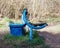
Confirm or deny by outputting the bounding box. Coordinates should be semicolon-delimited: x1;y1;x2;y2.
0;0;60;23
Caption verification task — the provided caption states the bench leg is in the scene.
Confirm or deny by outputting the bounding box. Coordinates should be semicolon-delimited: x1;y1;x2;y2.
29;28;33;41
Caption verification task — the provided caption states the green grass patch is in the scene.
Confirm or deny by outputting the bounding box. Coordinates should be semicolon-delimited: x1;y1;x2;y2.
0;17;23;28
0;23;7;28
3;30;45;47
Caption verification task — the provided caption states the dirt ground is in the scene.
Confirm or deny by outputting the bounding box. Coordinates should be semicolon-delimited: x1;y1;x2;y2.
0;24;60;48
38;24;60;48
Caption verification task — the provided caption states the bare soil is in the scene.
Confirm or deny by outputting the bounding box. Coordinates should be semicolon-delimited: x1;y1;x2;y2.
38;24;60;48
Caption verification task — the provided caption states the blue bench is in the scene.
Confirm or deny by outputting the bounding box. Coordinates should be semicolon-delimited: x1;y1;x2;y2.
22;9;48;40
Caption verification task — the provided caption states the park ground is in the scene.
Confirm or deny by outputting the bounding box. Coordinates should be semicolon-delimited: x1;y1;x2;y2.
0;17;60;48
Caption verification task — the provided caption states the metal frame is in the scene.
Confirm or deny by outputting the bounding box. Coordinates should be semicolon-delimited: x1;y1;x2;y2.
22;9;48;40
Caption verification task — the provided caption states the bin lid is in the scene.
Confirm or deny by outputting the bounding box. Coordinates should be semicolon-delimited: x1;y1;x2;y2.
9;23;26;28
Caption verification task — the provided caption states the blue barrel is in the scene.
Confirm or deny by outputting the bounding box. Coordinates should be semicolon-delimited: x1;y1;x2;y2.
9;23;25;36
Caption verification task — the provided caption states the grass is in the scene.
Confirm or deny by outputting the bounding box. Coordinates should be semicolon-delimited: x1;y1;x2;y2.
0;17;60;28
0;17;23;28
28;31;45;47
44;18;60;23
0;23;7;28
3;30;46;48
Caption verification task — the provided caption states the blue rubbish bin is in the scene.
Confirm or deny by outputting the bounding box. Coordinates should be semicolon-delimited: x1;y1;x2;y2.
9;23;25;36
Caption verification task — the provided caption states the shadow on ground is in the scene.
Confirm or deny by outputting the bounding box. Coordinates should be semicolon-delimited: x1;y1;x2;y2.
0;29;60;48
0;30;44;48
38;31;60;48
